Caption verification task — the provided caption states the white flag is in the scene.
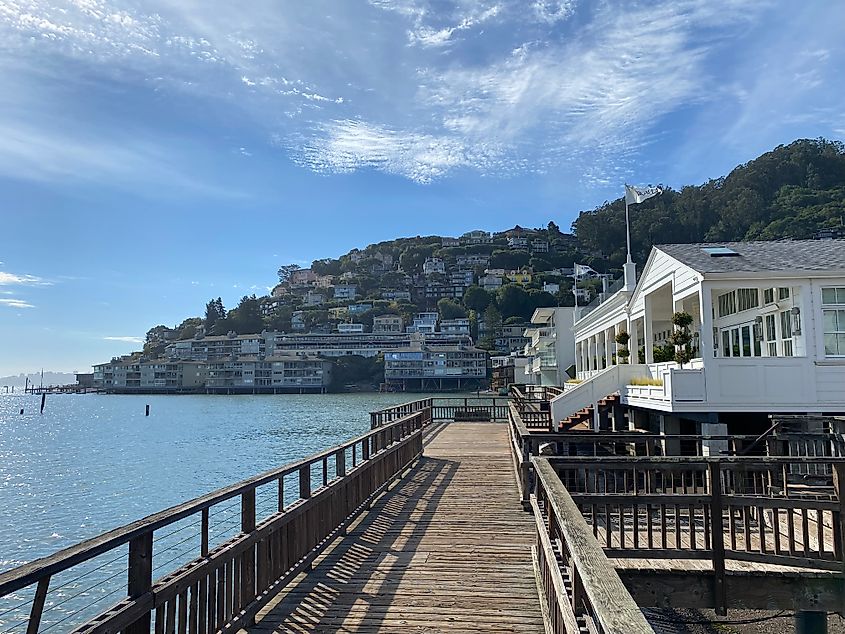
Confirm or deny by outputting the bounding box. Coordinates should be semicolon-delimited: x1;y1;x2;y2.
625;184;662;205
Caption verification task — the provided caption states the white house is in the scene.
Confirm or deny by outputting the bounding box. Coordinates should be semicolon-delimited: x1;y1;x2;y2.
523;307;577;386
552;240;845;430
423;257;446;275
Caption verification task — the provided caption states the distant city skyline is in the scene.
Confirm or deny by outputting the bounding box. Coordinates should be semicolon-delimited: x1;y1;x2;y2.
1;1;844;375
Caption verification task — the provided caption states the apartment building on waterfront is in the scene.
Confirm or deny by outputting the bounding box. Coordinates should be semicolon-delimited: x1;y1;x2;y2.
383;343;488;390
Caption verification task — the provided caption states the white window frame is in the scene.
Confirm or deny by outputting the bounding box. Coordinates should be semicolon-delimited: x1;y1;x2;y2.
822;287;845;357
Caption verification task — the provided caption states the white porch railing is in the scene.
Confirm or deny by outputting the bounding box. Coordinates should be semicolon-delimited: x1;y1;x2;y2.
550;364;647;424
553;360;708;422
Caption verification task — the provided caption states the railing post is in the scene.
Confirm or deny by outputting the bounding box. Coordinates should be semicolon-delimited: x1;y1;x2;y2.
336;448;346;477
299;465;311;499
835;463;845;573
25;577;50;634
708;461;727;616
126;532;153;634
241;490;257;610
201;508;209;557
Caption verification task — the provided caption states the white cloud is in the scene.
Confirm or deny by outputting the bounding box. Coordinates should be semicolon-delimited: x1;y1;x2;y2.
0;0;838;188
103;336;144;343
0;271;51;286
0;298;35;308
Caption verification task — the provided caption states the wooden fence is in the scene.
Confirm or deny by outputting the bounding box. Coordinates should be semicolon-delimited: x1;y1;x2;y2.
532;458;654;634
0;411;426;634
546;455;845;615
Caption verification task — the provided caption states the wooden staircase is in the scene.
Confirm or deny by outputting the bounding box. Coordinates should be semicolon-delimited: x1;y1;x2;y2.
558;392;621;431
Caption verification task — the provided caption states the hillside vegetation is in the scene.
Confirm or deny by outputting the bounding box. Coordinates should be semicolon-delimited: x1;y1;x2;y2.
142;138;845;353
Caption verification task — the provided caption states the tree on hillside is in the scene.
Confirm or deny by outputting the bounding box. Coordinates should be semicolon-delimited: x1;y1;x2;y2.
479;304;502;350
205;298;225;332
277;264;302;284
463;286;491;313
228;295;263;334
176;317;203;340
490;249;530;270
311;258;341;277
496;284;531;321
437;298;467;320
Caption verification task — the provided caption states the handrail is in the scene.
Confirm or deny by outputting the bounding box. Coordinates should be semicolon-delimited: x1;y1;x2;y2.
532;457;654;634
370;396;508;428
545;454;845;614
0;410;427;633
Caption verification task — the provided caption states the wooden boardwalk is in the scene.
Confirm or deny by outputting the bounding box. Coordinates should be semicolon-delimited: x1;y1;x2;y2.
245;422;545;633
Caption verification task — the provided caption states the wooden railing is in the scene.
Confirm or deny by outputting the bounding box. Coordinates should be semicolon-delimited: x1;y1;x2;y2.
370;397;508;429
532;457;654;634
0;412;426;634
508;385;554;430
507;401;845;504
546;455;845;615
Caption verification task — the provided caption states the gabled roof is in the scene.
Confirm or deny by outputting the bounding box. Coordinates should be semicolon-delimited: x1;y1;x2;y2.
657;240;845;274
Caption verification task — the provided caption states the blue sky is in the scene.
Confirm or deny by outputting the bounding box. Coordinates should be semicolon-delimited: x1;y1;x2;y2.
0;0;843;375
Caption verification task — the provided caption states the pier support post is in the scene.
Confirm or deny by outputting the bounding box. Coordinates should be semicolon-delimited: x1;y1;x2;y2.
794;612;827;634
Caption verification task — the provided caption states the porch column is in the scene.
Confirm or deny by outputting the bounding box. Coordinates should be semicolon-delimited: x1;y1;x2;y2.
604;329;612;368
699;286;713;362
644;296;655;364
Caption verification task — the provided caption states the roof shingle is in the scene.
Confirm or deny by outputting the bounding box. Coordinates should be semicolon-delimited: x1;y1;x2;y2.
657;240;845;274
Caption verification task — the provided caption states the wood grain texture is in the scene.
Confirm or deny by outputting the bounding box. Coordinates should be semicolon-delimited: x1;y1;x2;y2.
245;423;545;634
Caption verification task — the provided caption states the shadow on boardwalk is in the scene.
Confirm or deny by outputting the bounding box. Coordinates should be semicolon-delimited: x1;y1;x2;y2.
247;421;543;633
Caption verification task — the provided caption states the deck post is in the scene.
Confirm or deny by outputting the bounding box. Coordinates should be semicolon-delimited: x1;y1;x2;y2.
126;532;153;634
795;611;827;634
241;490;257;612
708;461;727;616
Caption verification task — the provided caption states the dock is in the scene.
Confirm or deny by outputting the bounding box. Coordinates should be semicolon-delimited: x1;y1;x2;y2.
249;422;543;633
1;395;843;633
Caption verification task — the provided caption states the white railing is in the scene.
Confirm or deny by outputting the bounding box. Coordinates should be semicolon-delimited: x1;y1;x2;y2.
550;364;647;424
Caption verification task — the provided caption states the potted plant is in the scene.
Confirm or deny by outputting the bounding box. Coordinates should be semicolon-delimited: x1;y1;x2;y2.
615;331;631;364
670;312;694;367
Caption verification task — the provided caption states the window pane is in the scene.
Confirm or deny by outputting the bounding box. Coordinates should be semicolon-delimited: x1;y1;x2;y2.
765;314;776;341
731;328;740;357
838;288;845;304
839;334;845;355
778;287;790;300
768;342;777;357
825;334;839;356
824;309;838;332
764;288;774;304
742;326;752;357
780;311;792;338
823;288;838;304
722;330;730;357
783;340;793;357
840;310;845;329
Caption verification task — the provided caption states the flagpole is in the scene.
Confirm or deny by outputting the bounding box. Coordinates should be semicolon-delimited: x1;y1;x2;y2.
623;186;636;292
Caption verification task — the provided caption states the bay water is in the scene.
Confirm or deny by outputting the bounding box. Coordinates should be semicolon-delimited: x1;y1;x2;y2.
0;392;442;631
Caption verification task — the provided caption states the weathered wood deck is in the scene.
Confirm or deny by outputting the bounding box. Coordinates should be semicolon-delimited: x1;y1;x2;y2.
245;422;545;633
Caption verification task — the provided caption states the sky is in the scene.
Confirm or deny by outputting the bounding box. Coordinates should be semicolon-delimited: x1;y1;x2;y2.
0;0;843;376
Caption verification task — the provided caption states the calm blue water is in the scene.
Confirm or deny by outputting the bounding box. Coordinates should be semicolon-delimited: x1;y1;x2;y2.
0;392;443;632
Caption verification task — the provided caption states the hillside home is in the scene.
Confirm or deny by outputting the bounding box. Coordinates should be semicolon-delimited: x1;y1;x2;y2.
373;315;403;334
553;241;845;432
290;269;318;286
423;257;446;275
333;285;358;301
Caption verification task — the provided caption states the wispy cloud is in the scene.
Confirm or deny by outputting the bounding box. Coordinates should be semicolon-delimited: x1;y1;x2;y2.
0;298;35;309
0;272;51;286
103;336;144;344
0;0;840;186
